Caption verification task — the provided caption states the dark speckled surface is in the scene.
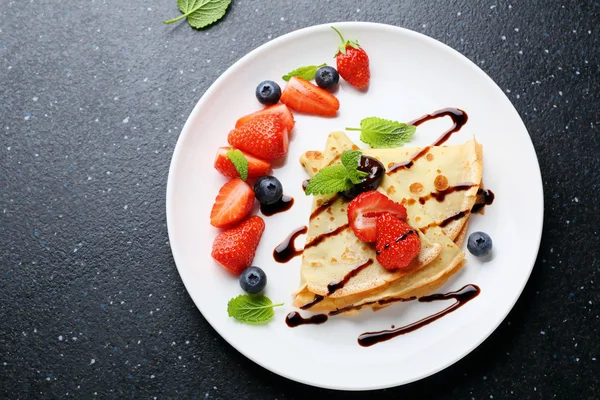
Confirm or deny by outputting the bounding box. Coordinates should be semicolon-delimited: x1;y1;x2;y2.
1;0;598;398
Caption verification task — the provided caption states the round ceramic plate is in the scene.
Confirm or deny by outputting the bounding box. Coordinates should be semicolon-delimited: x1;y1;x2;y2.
166;22;543;390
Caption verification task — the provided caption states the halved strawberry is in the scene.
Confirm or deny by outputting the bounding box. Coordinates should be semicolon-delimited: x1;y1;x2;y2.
375;213;420;270
235;104;295;132
214;147;271;179
227;114;289;160
280;77;340;117
347;191;407;242
210;178;255;228
211;216;265;275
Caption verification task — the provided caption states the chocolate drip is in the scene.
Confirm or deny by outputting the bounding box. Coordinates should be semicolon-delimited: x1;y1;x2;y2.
260;195;294;216
285;312;328;327
303;223;349;250
387;108;468;174
273;226;307;263
309;194;341;220
300;294;324;310
418;183;477;205
357;284;480;347
327;259;374;295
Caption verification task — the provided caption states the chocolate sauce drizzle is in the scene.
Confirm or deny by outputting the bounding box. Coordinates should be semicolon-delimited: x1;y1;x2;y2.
260;195;294;216
300;294;324;310
418;183;477;205
387;108;468;174
303;223;349;250
327;259;374;295
357;284;480;347
285;311;328;327
309;194;341;220
273;226;307;263
471;189;495;213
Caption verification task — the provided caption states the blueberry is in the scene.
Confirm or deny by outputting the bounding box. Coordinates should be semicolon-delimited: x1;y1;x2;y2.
255;80;281;105
239;266;267;294
254;175;283;205
467;231;493;257
315;66;340;90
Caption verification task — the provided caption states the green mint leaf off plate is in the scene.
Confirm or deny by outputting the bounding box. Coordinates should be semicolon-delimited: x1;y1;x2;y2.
164;0;231;29
227;294;283;324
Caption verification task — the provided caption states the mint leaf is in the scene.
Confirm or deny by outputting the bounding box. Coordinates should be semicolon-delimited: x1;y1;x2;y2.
164;0;231;29
227;294;283;324
226;149;248;181
347;117;416;148
341;150;368;184
282;64;327;82
305;165;353;195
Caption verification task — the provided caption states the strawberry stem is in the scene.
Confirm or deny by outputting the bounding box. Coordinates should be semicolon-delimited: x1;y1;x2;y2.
331;26;345;44
346;127;361;131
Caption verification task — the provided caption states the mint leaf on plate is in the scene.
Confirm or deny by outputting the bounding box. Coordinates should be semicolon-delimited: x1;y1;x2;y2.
340;149;368;184
347;117;416;148
164;0;231;29
282;64;326;82
227;294;283;324
226;149;248;181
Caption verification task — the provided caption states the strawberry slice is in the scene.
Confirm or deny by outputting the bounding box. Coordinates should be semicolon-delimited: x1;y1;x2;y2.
212;216;265;275
347;191;407;242
210;178;255;228
280;77;340;117
375;213;420;270
214;147;271;179
236;104;295;132
227;114;289;160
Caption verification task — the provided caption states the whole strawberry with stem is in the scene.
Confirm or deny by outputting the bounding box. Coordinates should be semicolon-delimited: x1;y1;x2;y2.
332;26;370;89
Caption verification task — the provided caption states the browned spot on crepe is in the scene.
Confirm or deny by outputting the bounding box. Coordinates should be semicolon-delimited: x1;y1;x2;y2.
410;182;424;194
434;175;449;191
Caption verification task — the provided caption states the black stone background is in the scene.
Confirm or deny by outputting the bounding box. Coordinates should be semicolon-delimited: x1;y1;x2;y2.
1;0;598;398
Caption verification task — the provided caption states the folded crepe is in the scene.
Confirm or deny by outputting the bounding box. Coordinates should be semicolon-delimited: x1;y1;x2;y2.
293;131;482;314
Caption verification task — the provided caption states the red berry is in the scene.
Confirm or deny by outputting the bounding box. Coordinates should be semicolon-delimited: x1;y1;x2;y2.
375;213;421;270
235;104;295;132
332;27;370;89
211;216;265;275
280;77;340;117
227;114;289;160
210;178;255;228
347;191;407;242
214;147;271;179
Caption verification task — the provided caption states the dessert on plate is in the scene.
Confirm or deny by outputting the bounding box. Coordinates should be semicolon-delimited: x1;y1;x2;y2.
294;131;483;315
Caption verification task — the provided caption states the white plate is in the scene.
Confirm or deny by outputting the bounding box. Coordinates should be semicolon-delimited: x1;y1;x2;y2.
166;22;543;390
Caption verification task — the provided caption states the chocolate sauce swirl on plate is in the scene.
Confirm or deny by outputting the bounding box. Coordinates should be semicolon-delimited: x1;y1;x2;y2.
273;226;307;263
357;284;480;347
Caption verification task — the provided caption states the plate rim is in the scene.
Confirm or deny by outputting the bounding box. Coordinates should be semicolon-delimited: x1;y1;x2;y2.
165;21;544;390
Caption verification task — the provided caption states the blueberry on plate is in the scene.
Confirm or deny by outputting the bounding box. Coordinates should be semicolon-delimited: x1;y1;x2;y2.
467;231;493;257
255;80;281;105
239;266;267;294
315;66;340;90
254;175;283;205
